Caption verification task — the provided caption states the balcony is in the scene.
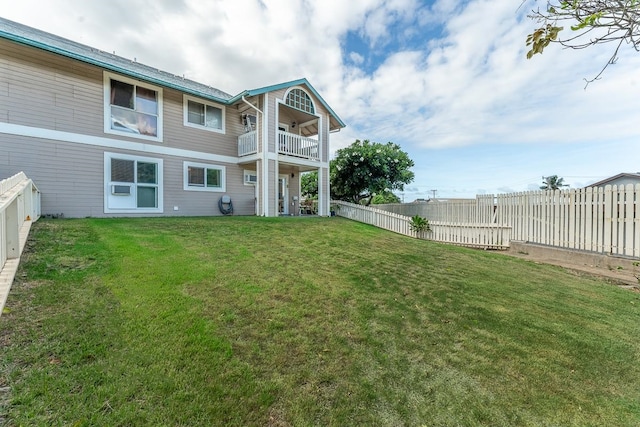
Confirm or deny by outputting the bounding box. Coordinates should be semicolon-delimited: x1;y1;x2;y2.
237;130;320;161
238;130;257;156
278;131;319;161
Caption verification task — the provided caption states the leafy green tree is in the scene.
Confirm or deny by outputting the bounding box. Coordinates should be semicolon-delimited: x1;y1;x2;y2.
330;140;414;206
526;1;640;84
300;171;318;199
370;191;401;204
540;175;569;190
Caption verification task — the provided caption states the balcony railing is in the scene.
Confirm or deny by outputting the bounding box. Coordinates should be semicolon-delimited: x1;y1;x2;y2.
237;130;320;161
238;130;257;156
278;131;319;161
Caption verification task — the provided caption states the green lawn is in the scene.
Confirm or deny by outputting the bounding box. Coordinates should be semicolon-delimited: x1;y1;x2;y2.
1;217;639;426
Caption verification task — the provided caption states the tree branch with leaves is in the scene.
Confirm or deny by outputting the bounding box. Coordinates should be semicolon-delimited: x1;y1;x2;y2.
526;0;640;85
540;174;569;190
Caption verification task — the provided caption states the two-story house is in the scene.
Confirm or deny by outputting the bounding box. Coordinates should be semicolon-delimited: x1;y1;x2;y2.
0;17;345;217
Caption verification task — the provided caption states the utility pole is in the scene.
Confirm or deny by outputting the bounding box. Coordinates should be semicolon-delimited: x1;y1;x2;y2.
430;189;437;200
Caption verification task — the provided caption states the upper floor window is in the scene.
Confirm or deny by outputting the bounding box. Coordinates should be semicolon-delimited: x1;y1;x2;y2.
285;88;315;114
104;72;163;141
184;95;225;133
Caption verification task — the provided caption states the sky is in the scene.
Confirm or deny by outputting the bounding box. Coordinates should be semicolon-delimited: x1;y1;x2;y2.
2;0;640;201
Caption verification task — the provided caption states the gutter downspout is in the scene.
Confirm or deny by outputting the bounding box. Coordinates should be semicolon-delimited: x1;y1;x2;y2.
242;96;265;215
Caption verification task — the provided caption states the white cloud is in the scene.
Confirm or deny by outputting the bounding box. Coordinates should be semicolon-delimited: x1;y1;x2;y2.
349;52;365;64
2;0;639;198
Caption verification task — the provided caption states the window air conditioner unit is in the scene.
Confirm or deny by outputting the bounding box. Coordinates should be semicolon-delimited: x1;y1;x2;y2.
111;185;131;195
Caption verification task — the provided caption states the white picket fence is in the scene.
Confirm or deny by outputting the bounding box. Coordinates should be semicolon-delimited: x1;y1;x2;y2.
0;172;41;315
375;184;640;258
333;201;511;250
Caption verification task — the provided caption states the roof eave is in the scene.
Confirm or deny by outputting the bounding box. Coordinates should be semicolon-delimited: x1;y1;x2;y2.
231;78;346;129
0;29;231;105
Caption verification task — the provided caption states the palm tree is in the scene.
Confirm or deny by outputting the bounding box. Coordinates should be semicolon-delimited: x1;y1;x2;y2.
540;175;568;190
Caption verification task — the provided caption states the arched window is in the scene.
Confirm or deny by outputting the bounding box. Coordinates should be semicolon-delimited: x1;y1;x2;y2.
285;88;315;114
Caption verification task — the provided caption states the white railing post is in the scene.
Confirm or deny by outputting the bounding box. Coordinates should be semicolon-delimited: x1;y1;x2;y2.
4;199;19;260
276;130;319;161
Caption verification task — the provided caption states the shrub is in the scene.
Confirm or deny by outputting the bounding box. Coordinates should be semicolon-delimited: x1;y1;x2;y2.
409;215;430;235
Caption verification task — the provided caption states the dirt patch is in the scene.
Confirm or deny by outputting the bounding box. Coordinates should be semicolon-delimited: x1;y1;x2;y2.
503;242;640;290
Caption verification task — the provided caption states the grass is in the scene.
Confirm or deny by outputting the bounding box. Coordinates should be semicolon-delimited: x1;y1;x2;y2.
1;216;639;426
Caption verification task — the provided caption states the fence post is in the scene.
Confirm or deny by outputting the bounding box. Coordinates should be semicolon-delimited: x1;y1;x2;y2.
603;185;613;254
4;199;19;260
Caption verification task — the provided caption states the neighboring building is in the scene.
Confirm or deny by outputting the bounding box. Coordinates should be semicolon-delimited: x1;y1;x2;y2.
586;173;640;188
0;18;345;217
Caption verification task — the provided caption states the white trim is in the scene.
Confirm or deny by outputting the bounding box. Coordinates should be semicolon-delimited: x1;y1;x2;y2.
318;114;324;162
278;174;289;215
103;71;164;142
262;93;269;216
104;152;163;214
183;161;226;192
283;86;316;115
183;94;225;134
318;167;324;216
274;158;280;215
0;122;238;165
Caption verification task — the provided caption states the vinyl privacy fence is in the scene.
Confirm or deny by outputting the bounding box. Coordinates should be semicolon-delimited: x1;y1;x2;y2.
375;184;640;258
493;185;640;257
333;201;511;250
0;172;40;314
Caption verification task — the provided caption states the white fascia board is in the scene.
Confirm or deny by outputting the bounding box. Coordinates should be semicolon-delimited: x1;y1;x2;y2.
0;122;239;165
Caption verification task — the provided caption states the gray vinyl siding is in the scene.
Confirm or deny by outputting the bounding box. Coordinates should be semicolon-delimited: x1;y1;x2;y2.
0;39;104;135
1;37;334;217
162;90;241;157
0;135;105;217
0;39;256;217
266;92;277;153
0;39;245;156
0;135;255;217
161;155;254;216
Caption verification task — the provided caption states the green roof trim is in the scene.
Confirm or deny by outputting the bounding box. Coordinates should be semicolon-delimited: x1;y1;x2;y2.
0;30;231;104
230;78;346;128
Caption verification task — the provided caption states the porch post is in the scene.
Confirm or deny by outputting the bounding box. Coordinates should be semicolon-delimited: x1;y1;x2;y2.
256;160;264;216
318;166;330;216
261;93;270;216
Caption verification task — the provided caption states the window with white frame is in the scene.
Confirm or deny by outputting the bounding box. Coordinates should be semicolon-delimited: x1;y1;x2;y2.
104;152;163;213
184;162;226;192
285;88;315;114
104;72;163;141
244;170;257;185
184;95;225;133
